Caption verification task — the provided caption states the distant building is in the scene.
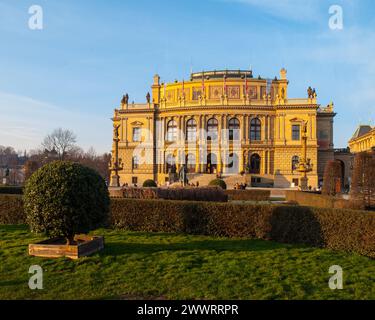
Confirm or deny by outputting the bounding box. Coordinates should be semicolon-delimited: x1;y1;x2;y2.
348;125;375;153
111;69;336;188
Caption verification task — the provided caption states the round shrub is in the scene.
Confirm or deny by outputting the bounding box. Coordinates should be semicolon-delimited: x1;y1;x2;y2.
143;179;157;188
209;179;227;190
24;161;110;243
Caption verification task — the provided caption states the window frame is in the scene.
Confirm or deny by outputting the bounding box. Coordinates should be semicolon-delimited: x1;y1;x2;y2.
292;124;301;141
132;127;141;142
250;118;262;141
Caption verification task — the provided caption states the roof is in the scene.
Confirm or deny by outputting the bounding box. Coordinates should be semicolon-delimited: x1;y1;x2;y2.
191;70;254;81
351;125;373;140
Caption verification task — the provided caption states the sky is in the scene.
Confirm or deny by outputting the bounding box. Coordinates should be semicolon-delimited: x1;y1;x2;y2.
0;0;374;153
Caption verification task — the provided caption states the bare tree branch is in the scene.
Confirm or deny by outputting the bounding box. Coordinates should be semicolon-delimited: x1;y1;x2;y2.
42;128;77;160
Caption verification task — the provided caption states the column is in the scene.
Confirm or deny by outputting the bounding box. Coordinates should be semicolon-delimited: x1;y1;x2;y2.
124;118;128;144
147;117;151;142
282;114;286;141
221;115;227;173
330;119;333;147
199;115;205;173
261;150;266;175
275;114;280;140
262;115;266;141
242;115;246;143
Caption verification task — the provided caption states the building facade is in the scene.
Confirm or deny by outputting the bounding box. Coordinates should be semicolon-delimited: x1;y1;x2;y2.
349;125;375;154
111;69;335;188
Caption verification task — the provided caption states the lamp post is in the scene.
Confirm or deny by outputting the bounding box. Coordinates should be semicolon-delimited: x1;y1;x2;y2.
109;124;123;187
296;121;313;191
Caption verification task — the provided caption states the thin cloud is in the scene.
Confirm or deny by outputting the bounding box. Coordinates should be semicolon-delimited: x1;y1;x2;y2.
220;0;322;22
0;92;111;153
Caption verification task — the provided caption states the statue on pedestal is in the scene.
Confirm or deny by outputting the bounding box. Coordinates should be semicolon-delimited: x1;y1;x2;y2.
121;94;129;106
179;164;188;187
307;87;313;99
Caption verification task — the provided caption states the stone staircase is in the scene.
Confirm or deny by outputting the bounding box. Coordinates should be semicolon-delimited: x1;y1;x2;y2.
187;174;217;186
222;174;247;189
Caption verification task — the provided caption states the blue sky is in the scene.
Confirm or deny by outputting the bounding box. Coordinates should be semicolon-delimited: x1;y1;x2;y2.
0;0;374;153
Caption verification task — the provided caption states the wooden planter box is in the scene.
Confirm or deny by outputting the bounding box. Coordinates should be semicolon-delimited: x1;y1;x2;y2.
28;235;104;260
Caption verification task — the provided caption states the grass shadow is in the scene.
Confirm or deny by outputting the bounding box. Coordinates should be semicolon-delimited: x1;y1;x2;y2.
100;238;302;257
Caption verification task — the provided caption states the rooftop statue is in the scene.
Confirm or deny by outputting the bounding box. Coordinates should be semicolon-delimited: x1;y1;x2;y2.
146;92;151;104
307;86;313;98
121;93;129;105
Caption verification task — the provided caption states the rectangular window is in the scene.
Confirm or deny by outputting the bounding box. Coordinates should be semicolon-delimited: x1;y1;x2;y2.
132;177;138;185
133;128;141;142
292;125;301;141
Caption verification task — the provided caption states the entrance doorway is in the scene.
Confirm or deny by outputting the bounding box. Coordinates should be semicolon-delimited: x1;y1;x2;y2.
207;153;217;174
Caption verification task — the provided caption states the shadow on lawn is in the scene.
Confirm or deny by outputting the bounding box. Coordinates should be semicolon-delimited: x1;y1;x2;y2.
100;238;300;257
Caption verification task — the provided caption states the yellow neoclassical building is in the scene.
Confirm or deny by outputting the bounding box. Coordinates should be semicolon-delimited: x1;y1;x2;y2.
349;125;375;154
110;69;336;188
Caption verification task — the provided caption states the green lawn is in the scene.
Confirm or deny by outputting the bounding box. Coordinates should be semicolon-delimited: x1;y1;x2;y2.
0;225;374;300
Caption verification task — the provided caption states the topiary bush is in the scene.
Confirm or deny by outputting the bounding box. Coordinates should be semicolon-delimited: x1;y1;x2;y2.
209;179;227;190
143;179;157;188
24;161;110;243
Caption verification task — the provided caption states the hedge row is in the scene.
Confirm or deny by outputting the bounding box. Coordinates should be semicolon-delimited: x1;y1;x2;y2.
225;189;271;201
110;199;375;258
285;191;366;210
109;187;228;202
1;195;374;258
0;186;23;195
0;195;25;224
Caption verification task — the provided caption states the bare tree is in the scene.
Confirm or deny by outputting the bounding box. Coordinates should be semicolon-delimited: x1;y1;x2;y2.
350;151;375;208
42;128;77;160
322;160;343;196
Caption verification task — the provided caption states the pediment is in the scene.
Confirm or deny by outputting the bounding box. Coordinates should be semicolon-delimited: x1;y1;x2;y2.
289;118;304;123
131;121;144;126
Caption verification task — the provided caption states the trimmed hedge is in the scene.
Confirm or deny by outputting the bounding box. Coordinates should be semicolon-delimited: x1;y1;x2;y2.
286;190;365;210
143;179;157;188
111;187;228;202
225;189;270;201
209;179;227;190
0;186;23;195
0;195;25;224
110;199;375;258
1;195;374;258
24;161;110;241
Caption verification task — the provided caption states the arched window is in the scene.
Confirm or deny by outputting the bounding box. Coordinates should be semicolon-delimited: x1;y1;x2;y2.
207;118;218;141
186;118;197;142
292;156;299;172
132;156;139;170
249;153;261;174
228;118;240;141
186;153;196;173
166;120;177;142
250;118;261;141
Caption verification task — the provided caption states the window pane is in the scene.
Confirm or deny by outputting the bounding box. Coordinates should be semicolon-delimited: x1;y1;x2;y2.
292;125;300;140
133;128;141;142
250;118;261;141
186;119;197;142
167;120;177;142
